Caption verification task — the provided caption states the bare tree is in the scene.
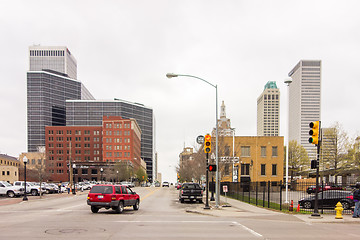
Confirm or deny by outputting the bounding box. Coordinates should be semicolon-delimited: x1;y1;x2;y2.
288;140;309;180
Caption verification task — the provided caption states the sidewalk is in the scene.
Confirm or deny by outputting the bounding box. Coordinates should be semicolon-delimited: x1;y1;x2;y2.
185;196;360;224
0;190;88;207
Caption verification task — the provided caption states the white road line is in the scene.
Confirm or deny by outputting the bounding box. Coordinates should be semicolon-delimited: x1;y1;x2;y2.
232;222;263;238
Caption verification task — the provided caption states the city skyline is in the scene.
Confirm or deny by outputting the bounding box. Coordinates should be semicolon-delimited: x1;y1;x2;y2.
1;1;360;182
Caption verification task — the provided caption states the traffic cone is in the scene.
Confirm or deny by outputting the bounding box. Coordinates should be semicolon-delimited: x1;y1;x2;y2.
296;203;300;212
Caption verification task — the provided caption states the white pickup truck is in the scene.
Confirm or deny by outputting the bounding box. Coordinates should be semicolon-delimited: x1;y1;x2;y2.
13;181;44;196
0;181;24;198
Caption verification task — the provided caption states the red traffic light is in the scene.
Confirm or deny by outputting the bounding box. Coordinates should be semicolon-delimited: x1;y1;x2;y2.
208;164;217;172
204;134;211;153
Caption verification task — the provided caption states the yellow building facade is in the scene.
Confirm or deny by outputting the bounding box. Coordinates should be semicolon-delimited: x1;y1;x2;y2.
216;136;284;183
0;154;20;184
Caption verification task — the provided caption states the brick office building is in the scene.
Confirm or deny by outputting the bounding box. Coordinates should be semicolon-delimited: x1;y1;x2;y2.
45;116;142;182
45;126;103;182
102;116;142;170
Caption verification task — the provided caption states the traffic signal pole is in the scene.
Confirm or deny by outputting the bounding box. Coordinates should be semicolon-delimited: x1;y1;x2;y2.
310;121;321;217
204;153;210;209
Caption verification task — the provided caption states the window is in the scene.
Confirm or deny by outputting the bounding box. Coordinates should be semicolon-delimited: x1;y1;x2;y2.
241;164;250;175
261;146;266;157
272;164;277;176
272;146;278;157
261;164;266;176
224;145;230;156
82;169;88;174
224;164;229;176
241;146;250;157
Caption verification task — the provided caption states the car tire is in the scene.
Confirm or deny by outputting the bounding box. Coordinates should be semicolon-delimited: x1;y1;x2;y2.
180;198;184;203
45;189;50;194
91;206;99;213
303;201;313;209
133;200;139;210
115;201;124;214
31;189;38;196
7;191;15;198
340;201;350;210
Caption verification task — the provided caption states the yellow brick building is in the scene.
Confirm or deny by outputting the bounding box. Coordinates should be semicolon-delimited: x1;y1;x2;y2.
0;154;20;184
215;136;284;183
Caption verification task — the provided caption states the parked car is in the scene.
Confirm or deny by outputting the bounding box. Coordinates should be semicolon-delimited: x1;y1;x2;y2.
179;182;203;203
154;182;160;187
0;181;24;198
306;185;344;194
87;184;140;213
13;181;45;196
299;190;353;209
120;181;135;188
162;181;169;187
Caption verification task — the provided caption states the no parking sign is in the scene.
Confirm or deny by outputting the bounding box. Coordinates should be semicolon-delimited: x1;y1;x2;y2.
223;185;228;193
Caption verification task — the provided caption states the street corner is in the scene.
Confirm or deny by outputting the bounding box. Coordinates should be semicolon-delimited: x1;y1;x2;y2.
0;197;23;206
294;214;360;224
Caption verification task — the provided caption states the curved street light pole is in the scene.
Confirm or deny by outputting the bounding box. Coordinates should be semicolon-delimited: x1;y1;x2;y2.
284;77;293;204
166;73;220;207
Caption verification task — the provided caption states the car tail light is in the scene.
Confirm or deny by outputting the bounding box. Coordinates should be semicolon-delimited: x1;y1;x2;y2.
87;196;90;200
181;190;184;195
111;195;116;200
201;190;203;195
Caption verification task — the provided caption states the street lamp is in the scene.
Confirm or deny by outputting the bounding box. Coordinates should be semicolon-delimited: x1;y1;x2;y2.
284;77;292;203
116;170;119;183
72;164;76;195
166;73;220;207
100;168;104;183
22;156;28;201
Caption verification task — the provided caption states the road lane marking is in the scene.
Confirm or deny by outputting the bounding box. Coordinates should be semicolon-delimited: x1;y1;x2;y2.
232;221;263;238
141;188;160;201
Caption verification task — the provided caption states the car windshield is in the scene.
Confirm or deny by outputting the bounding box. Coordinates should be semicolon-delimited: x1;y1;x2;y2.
3;182;12;187
90;186;113;194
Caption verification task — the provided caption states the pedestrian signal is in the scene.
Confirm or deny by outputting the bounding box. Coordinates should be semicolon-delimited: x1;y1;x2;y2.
208;164;217;172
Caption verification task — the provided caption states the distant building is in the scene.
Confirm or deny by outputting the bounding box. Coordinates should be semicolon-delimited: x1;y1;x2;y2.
27;45;94;152
288;60;321;159
0;154;20;184
257;81;280;136
66;99;154;181
212;101;234;137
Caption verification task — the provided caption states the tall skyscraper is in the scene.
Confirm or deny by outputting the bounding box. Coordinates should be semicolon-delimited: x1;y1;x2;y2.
288;60;321;159
257;81;280;136
65;99;154;181
27;45;94;152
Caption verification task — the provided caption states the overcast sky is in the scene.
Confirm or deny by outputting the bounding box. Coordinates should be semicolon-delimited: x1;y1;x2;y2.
1;0;360;182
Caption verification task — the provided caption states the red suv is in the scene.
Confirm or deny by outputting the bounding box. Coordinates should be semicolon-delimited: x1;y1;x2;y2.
87;184;140;213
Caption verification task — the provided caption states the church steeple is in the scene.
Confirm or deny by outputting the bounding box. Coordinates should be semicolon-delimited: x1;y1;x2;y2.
220;101;226;119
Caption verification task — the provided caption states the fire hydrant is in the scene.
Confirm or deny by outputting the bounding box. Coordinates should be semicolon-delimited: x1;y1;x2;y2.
335;202;343;219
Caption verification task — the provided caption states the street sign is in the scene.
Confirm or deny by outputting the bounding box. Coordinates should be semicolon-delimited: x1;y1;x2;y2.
196;135;205;144
223;185;228;193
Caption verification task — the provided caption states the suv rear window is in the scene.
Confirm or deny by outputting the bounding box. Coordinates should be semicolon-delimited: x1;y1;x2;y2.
182;184;201;189
90;186;113;194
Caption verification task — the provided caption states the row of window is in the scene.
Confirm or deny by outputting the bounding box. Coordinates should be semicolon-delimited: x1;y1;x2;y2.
48;130;101;136
241;146;278;157
105;152;131;157
104;131;131;136
30;50;65;57
104;123;130;129
105;145;131;150
0;160;19;167
1;171;16;176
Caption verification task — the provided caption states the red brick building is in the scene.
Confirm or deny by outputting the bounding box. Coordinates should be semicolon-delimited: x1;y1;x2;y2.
102;116;142;170
44;116;142;182
45;126;103;182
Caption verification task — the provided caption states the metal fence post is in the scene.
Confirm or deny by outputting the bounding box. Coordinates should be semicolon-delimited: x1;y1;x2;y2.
280;180;282;211
256;182;258;206
268;181;271;208
263;183;266;208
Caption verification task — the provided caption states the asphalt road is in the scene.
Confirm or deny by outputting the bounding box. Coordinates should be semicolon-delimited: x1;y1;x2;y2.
0;187;360;239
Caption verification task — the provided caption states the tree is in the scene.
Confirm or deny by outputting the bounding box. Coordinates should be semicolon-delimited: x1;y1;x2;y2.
287;140;309;180
321;122;351;184
135;168;147;183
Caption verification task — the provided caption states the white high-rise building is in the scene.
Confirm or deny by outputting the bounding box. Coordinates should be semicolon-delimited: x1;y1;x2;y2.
29;45;77;80
288;60;321;159
257;81;280;136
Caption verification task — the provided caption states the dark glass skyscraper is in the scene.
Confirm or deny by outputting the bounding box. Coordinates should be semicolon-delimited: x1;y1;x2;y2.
66;100;154;180
27;46;94;152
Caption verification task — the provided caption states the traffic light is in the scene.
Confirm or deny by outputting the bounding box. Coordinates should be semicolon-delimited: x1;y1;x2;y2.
311;160;318;169
309;121;320;145
204;134;211;153
208;164;217;172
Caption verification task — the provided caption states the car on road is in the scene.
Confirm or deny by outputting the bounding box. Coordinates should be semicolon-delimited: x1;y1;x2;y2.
306;185;344;194
179;182;203;203
0;181;24;198
87;184;140;213
299;190;353;209
162;181;169;187
120;181;135;188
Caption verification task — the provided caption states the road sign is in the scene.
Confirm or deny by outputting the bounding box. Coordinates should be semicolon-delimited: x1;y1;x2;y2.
196;135;205;144
223;185;228;193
